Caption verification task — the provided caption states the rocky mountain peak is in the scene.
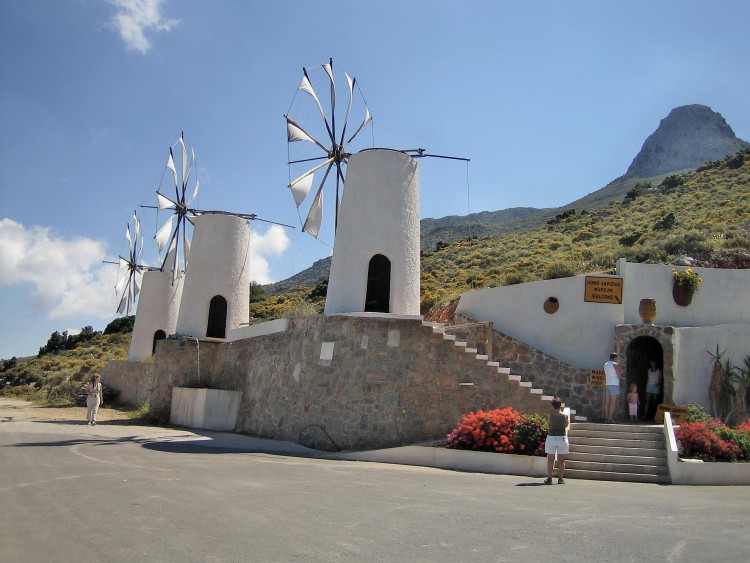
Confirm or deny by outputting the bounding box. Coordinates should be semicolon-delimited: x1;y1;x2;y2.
626;104;749;178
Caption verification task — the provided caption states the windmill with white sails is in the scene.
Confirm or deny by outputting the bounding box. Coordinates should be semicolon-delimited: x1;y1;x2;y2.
284;58;373;241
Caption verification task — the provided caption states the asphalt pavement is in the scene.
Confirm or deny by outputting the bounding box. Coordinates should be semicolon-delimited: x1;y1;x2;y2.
1;401;749;562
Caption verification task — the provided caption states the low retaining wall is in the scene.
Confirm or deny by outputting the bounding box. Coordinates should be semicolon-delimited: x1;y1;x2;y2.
339;447;547;477
664;413;750;485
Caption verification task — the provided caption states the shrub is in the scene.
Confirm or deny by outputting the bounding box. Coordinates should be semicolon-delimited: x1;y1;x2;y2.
445;408;547;456
684;403;714;423
513;413;548;456
677;420;741;461
677;418;750;462
543;262;577;280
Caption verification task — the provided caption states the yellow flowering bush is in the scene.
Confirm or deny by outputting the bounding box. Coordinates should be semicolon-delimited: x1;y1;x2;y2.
672;268;702;291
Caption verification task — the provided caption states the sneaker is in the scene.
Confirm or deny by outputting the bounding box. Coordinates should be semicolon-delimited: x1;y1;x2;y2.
92;422;96;426
558;478;565;484
544;477;553;485
87;421;92;425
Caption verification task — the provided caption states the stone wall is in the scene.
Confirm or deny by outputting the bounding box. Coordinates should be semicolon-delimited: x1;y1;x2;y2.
490;330;601;419
140;316;562;450
105;315;613;449
102;360;152;406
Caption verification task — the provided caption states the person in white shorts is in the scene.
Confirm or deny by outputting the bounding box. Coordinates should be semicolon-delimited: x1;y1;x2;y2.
544;397;570;484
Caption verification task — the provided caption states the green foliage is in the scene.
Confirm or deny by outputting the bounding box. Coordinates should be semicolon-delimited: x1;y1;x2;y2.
1;333;129;404
659;174;685;194
38;326;101;357
104;316;134;334
653;212;677;231
619;230;645;247
249;281;267;303
684;403;714;423
542;261;577;280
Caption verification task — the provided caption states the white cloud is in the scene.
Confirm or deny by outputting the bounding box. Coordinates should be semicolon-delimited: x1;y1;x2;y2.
247;225;290;284
0;219;117;320
108;0;180;54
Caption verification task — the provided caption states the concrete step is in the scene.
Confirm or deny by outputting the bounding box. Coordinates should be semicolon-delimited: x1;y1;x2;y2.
570;436;665;450
570;444;667;459
565;458;667;475
572;422;662;434
566;452;667;468
562;468;670;485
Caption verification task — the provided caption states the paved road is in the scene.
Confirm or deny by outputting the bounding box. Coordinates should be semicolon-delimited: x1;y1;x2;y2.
1;401;749;562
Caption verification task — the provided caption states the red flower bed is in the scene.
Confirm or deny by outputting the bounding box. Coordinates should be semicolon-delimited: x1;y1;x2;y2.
445;407;547;456
677;419;750;462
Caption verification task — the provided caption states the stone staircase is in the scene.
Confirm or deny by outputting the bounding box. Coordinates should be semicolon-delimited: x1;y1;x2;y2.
565;423;670;484
423;321;585;422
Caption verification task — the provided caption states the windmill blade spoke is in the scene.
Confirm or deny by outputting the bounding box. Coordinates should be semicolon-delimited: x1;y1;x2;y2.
157;192;176;211
302;163;333;238
290;172;314;208
323;61;335;113
117;292;128;315
339;72;355;146
288;157;334;189
187;178;200;206
167;149;179;197
346;106;372;145
178;136;188;190
155;216;175;254
299;72;327;122
303;186;324;239
285;115;330;153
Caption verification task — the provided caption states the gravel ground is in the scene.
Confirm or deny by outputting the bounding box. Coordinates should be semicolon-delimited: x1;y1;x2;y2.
0;397;139;424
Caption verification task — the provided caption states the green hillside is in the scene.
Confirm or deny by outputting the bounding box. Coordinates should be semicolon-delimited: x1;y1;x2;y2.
0;325;131;404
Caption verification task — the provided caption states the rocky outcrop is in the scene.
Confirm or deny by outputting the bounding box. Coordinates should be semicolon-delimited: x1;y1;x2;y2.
626;104;749;178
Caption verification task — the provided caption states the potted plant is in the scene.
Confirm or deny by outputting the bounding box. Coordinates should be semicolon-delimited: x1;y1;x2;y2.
672;267;702;306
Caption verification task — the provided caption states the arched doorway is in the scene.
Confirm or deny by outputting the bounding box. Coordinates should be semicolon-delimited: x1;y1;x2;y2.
206;295;227;338
626;336;664;420
152;330;166;354
365;254;391;313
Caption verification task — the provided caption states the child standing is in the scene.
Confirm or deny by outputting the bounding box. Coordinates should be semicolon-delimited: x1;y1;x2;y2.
627;383;640;423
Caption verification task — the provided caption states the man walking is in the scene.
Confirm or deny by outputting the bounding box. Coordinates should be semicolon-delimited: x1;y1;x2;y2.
603;352;622;423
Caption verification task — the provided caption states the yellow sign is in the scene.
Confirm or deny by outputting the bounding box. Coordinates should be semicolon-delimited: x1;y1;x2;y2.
655;404;688;424
590;369;606;386
584;276;623;304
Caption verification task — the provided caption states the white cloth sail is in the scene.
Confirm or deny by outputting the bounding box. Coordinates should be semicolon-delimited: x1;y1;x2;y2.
303;187;324;238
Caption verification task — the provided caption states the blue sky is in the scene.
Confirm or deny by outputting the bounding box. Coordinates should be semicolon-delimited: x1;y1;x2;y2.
1;0;749;359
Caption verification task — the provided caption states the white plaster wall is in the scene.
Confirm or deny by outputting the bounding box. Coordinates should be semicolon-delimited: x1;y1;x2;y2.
128;269;183;361
176;214;251;339
457;276;624;369
672;323;750;407
618;258;750;326
325;149;420;315
170;387;242;431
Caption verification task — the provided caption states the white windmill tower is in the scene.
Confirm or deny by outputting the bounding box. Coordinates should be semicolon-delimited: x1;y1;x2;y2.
284;59;421;315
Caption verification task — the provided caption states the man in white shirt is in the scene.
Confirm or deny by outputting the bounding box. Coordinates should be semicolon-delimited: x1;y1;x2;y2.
603;352;622;423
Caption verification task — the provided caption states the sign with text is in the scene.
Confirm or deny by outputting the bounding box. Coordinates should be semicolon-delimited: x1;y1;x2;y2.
655;404;688;424
590;369;606;386
584;276;623;304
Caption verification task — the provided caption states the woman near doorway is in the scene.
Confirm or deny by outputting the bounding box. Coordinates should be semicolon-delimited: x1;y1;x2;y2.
643;360;662;421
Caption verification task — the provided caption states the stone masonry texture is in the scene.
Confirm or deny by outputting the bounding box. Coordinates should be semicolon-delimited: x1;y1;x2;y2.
106;316;607;450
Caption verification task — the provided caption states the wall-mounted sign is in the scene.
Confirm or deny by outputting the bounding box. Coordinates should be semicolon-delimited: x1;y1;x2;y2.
584;276;623;304
590;369;606;386
655;404;688;424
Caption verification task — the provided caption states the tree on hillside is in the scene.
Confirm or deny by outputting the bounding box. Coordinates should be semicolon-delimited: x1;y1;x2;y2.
104;316;134;334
